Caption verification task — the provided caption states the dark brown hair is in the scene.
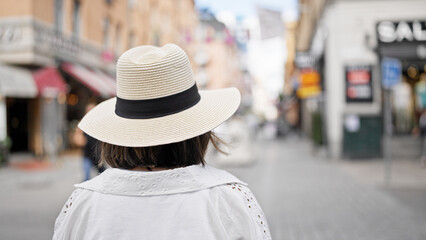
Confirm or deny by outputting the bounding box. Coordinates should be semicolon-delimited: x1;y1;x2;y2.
98;131;225;170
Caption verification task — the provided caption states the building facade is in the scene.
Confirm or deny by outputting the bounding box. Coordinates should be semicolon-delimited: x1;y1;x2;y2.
193;9;243;91
0;0;197;159
292;0;426;159
284;0;325;141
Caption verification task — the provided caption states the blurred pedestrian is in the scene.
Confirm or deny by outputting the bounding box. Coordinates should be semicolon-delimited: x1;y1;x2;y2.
73;103;105;181
419;109;426;167
392;79;413;133
53;44;271;239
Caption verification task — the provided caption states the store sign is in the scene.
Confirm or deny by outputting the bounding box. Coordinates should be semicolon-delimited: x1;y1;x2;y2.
381;58;401;89
297;68;321;99
377;20;426;43
345;65;373;103
295;52;316;69
300;70;320;86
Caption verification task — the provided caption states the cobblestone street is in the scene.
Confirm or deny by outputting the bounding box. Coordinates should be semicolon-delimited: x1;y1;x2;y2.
1;138;426;240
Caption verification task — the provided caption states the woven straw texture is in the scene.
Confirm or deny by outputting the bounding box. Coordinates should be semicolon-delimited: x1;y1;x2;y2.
79;44;241;147
117;44;194;100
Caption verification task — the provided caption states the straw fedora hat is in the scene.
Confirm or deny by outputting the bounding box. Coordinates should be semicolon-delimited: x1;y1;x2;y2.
78;44;241;147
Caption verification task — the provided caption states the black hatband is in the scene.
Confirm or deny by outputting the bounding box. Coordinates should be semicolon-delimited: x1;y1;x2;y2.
115;84;201;119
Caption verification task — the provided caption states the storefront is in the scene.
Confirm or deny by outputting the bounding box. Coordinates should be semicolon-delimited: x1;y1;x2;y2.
309;0;426;159
0;61;117;157
0;64;37;154
0;64;68;158
294;51;324;145
33;67;68;157
60;62;116;149
377;20;426;134
0;17;117;160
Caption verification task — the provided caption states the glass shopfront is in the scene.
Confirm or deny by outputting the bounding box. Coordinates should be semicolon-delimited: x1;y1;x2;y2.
377;20;426;134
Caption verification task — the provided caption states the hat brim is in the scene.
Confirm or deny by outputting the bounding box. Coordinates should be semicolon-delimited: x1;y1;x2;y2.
78;87;241;147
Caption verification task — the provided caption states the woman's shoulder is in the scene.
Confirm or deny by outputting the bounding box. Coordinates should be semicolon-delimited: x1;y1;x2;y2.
207;182;272;239
209;181;261;211
53;188;93;239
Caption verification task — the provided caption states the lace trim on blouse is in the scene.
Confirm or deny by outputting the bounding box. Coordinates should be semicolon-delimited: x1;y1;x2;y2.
227;183;272;240
75;165;246;196
54;188;82;232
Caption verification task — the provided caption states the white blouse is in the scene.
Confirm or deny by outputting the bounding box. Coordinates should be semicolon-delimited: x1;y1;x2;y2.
53;165;271;240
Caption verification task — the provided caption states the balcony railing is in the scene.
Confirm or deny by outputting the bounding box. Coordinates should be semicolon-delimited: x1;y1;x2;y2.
0;17;116;71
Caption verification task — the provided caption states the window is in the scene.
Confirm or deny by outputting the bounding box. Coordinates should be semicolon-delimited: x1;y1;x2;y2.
153;32;160;46
103;17;110;48
72;0;81;38
54;0;63;31
128;32;136;48
127;0;136;9
115;24;121;54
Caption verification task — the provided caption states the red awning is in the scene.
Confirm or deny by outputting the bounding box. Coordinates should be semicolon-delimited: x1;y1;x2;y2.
61;63;115;98
32;67;67;97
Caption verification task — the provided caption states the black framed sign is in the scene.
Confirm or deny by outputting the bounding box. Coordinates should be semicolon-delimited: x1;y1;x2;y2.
345;65;373;103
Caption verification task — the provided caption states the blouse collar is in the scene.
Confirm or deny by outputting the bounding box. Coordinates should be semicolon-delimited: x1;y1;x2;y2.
75;165;245;196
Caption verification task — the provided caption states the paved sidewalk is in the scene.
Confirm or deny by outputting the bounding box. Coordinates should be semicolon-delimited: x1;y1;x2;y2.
0;154;83;240
336;156;426;225
219;138;426;240
1;138;425;240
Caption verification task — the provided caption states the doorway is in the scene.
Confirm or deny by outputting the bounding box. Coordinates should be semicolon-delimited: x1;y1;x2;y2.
7;98;29;152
